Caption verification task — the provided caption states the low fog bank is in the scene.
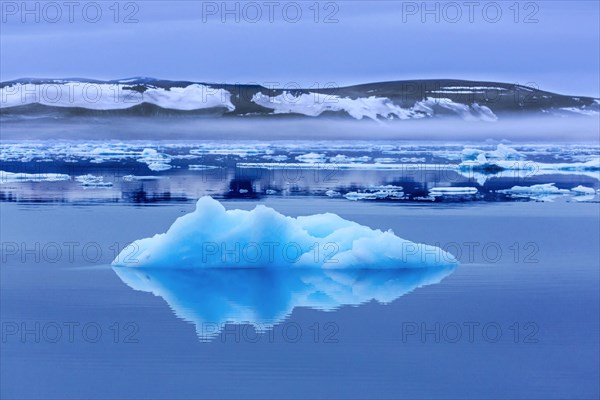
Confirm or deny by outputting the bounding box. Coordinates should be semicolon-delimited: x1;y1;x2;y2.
1;115;598;142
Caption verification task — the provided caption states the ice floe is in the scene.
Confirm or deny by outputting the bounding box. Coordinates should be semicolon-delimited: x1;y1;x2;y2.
344;185;404;201
75;174;113;187
188;164;219;170
429;187;478;196
329;154;371;163
121;175;164;181
570;185;596;195
325;190;342;197
0;170;70;183
295;152;327;163
498;184;599;202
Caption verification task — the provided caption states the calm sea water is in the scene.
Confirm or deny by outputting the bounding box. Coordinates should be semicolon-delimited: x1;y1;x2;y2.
1;198;598;399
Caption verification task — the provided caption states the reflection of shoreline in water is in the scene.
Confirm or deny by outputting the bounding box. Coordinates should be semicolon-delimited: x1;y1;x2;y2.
113;266;456;340
1;142;598;204
1;167;598;204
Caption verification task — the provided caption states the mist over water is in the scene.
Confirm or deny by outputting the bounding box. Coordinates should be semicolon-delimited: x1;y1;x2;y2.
2;115;599;142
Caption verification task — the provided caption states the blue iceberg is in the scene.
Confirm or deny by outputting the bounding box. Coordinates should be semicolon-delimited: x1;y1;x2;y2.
112;197;457;269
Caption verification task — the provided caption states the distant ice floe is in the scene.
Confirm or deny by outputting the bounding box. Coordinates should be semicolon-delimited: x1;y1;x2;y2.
498;183;598;202
188;164;219;170
147;163;172;172
1;142;598;204
462;158;600;185
252;92;497;121
373;157;398;164
75;174;113;187
570;185;596;195
237;162;449;170
0;83;235;112
137;148;173;171
295;152;327;163
429;187;478;196
114;265;456;338
329;154;371;163
112;196;457;269
569;185;598;202
0;170;70;183
457;144;600;184
344;185;404;201
499;183;568;195
461;143;526;163
121;175;164;181
0;142;184;171
190;145;274;158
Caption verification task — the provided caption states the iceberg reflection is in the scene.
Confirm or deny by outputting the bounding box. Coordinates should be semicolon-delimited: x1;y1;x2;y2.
113;266;456;340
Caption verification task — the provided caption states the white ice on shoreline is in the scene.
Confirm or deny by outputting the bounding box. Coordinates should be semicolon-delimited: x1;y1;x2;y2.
0;170;70;183
252;92;497;121
0;83;235;112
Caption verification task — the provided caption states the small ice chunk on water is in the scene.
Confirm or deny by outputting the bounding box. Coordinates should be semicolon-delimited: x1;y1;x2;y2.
296;153;327;163
112;196;456;269
374;157;398;164
429;187;478;196
487;144;526;161
0;171;70;183
75;174;113;187
498;183;571;202
569;185;598;202
122;175;163;181
344;192;376;201
571;195;597;202
329;155;371;163
138;148;172;171
263;155;289;162
344;185;404;201
188;165;219;170
147;162;172;172
570;185;596;195
499;183;569;195
461;144;525;164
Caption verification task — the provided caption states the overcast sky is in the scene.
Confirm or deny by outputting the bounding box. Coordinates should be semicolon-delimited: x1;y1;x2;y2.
1;1;598;96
